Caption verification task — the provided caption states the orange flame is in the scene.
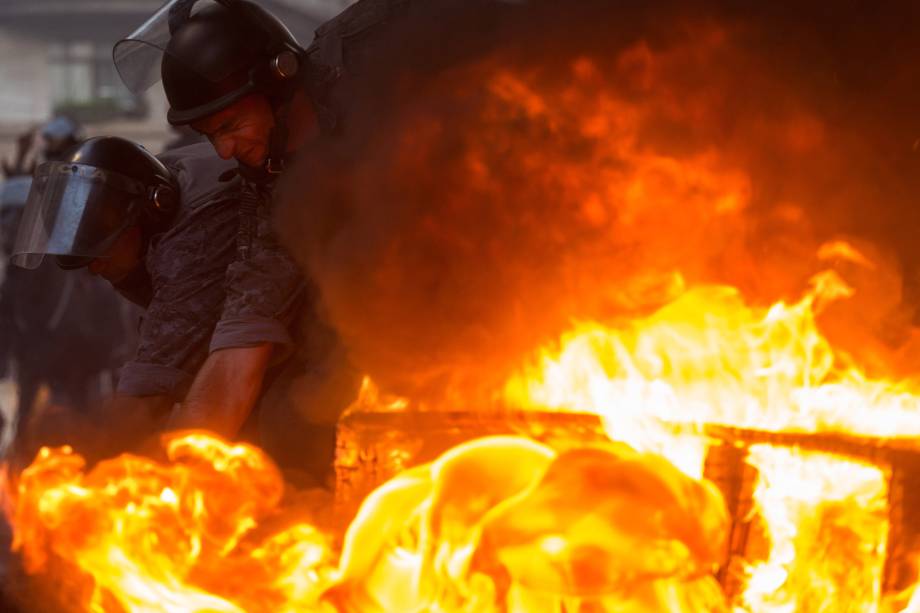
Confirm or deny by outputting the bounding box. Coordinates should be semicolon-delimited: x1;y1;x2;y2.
10;240;920;611
504;253;920;610
505;267;920;470
741;446;888;612
8;433;336;612
5;432;727;612
7;33;920;609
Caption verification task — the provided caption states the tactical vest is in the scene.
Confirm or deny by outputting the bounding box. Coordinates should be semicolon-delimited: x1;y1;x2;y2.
307;0;411;75
305;0;413;133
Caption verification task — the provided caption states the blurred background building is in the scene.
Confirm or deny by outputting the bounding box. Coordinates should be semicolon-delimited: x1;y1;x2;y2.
0;0;353;158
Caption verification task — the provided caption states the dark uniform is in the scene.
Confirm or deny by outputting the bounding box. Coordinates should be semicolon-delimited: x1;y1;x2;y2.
115;143;306;404
115;143;241;399
0;177;135;455
214;166;357;484
109;0;427;484
114;142;308;400
114;143;349;483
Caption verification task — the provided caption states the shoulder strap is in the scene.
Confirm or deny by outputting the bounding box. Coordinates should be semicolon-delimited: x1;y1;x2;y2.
307;0;412;72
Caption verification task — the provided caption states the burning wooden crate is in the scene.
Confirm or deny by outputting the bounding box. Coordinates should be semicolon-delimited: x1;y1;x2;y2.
705;425;920;603
337;410;920;605
334;408;609;506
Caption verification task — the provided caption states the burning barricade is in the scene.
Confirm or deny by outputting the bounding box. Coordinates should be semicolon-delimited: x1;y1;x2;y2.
7;267;920;611
5;1;920;610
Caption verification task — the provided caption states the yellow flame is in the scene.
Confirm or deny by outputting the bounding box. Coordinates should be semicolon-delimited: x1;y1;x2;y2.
742;446;888;612
6;433;727;612
505;269;920;466
8;432;337;613
9;245;920;611
503;253;920;609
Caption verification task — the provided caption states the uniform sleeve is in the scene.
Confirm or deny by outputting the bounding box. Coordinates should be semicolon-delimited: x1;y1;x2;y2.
209;189;306;358
117;276;221;398
117;201;238;399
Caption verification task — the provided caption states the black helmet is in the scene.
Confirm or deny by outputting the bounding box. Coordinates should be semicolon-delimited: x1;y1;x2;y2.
11;136;178;270
114;0;304;126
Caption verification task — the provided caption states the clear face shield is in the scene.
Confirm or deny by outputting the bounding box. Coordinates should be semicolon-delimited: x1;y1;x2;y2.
113;0;247;95
11;162;145;270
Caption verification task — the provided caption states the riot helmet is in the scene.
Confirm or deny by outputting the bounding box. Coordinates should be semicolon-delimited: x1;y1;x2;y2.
114;0;304;126
11;136;178;270
40;116;84;162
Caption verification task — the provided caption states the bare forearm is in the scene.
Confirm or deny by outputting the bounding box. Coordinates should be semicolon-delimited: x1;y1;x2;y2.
169;344;272;438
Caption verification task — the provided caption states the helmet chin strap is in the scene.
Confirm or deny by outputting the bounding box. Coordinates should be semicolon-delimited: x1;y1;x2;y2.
226;84;296;185
264;81;297;176
224;80;300;262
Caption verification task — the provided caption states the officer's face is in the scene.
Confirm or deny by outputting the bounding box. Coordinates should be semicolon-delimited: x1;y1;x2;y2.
88;226;143;284
192;95;275;168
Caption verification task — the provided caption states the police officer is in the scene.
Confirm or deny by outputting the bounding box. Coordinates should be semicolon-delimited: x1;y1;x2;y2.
39;116;84;163
11;132;345;484
111;0;376;483
10;136;249;457
1;115;84;179
0;142;134;462
114;0;322;172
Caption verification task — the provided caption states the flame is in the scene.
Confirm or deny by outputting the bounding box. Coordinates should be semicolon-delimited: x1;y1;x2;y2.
10;251;920;611
5;32;920;611
504;259;920;610
505;268;920;472
6;433;726;612
10;259;920;611
741;446;888;612
7;433;337;613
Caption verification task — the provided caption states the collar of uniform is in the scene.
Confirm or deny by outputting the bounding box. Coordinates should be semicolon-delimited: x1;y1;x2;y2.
218;161;283;187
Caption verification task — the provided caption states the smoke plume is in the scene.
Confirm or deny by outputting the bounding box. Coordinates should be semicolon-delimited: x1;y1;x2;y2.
277;0;920;405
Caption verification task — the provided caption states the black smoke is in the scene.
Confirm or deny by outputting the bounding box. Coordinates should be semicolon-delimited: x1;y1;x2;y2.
277;0;920;404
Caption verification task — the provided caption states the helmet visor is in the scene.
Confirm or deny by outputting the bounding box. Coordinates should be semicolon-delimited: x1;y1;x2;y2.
11;162;145;270
113;0;251;94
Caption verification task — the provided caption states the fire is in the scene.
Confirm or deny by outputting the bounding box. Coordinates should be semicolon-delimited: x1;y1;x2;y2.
8;258;920;611
6;433;726;612
741;446;888;612
5;29;920;612
8;434;337;612
505;269;920;472
330;436;727;612
504;263;920;610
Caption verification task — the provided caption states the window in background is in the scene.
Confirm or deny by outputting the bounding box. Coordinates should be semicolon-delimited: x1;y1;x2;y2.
49;41;147;123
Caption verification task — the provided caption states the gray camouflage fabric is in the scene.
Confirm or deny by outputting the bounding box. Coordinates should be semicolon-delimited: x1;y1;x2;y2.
116;196;239;397
209;178;305;360
116;143;310;410
117;144;241;398
211;175;359;483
